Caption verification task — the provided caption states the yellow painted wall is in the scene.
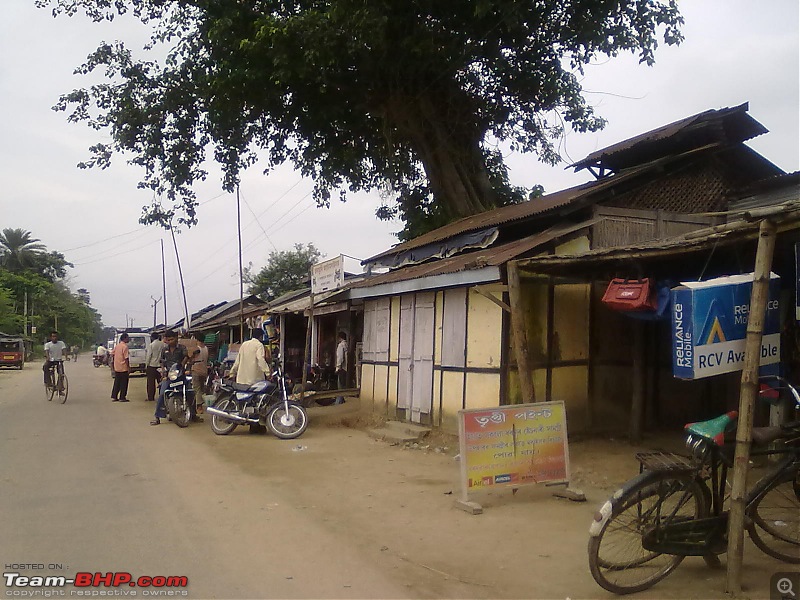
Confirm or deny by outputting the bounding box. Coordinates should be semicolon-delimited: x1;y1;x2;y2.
522;278;549;362
373;365;389;411
466;289;503;368
387;365;399;420
555;235;590;255
465;372;501;411
506;366;547;405
361;364;375;408
389;296;401;362
440;370;464;434
552;284;589;362
551;366;589;431
432;369;441;425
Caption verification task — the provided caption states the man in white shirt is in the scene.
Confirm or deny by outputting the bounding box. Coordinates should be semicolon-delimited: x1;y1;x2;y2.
144;332;166;402
43;330;66;386
334;331;348;405
228;329;272;385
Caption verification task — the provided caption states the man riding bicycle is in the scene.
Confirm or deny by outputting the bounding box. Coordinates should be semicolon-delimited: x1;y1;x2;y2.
43;330;66;387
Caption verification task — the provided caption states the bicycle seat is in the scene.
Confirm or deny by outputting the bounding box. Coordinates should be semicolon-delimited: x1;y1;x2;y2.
685;411;738;446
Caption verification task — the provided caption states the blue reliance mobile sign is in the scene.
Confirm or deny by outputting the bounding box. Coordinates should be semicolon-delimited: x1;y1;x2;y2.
672;273;781;380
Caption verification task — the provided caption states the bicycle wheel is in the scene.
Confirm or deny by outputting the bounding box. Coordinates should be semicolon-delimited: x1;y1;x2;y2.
588;472;708;595
748;467;800;563
44;381;55;401
57;373;69;404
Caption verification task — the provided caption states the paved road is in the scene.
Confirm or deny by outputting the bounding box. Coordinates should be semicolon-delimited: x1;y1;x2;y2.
0;357;411;599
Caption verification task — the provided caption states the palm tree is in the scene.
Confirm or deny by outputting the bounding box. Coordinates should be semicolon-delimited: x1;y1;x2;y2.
0;228;46;272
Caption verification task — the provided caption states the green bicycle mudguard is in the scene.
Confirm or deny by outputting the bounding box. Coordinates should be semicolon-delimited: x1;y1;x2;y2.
685;410;738;447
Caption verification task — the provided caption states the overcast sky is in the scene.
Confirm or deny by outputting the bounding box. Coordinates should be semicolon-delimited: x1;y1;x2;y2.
1;0;798;331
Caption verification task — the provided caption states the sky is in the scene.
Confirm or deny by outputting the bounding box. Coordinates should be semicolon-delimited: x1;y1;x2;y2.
0;1;798;330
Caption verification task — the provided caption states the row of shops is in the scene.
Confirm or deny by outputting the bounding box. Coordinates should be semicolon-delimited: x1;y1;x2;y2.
148;103;798;439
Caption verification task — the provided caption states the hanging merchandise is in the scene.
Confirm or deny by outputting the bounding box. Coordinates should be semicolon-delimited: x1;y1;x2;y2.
601;278;658;312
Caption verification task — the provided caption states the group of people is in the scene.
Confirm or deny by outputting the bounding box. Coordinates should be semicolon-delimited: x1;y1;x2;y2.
105;330;209;425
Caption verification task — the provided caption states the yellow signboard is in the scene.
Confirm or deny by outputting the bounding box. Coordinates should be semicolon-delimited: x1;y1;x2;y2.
458;401;569;498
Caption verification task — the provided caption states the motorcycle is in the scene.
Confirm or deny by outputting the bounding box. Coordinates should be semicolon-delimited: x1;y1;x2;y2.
206;353;308;439
163;362;195;428
92;354;104;367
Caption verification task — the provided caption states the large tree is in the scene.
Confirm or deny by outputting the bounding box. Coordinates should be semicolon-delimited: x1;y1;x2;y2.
0;229;46;272
42;0;682;236
244;243;322;301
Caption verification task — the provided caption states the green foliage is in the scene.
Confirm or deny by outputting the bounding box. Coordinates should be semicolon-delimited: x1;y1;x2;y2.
0;228;104;346
244;243;322;301
42;0;683;239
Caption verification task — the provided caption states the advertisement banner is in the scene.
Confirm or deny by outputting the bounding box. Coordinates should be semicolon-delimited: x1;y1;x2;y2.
672;272;781;380
458;401;569;497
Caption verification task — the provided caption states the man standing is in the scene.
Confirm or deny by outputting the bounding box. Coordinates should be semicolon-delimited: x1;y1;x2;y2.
151;330;188;425
228;329;271;385
334;331;348;405
190;333;209;419
145;332;165;402
111;333;130;402
43;331;66;386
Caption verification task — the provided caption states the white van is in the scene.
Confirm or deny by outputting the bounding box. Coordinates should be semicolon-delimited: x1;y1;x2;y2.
114;332;149;375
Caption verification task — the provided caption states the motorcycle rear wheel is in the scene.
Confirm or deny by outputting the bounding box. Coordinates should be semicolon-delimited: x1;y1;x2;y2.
266;402;308;439
210;396;238;435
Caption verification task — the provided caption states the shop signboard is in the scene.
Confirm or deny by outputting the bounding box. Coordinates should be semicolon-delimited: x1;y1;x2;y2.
311;255;344;294
671;272;781;380
457;401;569;500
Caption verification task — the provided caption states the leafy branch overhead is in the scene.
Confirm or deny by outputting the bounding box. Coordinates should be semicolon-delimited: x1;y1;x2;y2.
42;0;683;237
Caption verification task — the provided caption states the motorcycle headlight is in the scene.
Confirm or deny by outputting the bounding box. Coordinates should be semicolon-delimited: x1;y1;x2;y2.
168;365;180;381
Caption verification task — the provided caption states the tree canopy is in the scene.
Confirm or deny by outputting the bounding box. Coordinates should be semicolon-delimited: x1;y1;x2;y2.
42;0;683;238
244;243;322;301
0;228;105;347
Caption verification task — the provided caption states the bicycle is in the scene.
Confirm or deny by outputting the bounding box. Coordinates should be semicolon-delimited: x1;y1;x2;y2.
587;375;800;594
44;360;69;404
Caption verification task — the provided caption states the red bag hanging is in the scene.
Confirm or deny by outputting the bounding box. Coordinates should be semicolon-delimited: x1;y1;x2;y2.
601;278;658;312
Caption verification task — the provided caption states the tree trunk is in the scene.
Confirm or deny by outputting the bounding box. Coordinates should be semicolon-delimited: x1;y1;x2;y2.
384;90;497;220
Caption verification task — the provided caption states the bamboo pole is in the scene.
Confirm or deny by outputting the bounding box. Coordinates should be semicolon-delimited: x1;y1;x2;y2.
300;289;315;406
725;218;777;594
507;260;535;403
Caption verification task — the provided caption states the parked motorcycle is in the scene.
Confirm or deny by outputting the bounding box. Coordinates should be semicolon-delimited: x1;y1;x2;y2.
206;354;308;439
163;362;195;428
92;354;104;368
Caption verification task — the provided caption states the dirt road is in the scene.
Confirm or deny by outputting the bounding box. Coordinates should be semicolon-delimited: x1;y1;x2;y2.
0;357;785;599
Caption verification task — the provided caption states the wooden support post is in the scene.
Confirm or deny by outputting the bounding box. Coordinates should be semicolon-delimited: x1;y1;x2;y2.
300;290;315;407
630;322;645;443
726;218;777;595
507;261;535;403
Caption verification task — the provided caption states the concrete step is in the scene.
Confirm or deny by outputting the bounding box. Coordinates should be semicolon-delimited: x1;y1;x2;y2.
367;420;431;444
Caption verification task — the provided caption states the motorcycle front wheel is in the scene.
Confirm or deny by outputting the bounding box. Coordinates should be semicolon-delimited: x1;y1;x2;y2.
167;393;191;428
266;402;308;439
210;396;238;435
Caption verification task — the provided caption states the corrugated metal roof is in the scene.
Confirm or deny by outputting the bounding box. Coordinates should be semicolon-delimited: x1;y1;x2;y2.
352;220;599;291
569;103;767;172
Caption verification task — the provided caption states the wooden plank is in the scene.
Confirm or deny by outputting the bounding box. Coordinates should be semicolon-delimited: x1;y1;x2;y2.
471;285;511;313
507;261;535;403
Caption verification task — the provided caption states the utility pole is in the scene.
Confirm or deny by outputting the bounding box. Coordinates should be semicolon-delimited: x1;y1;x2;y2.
161;240;168;329
237;185;244;343
151;296;162;329
169;225;190;332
